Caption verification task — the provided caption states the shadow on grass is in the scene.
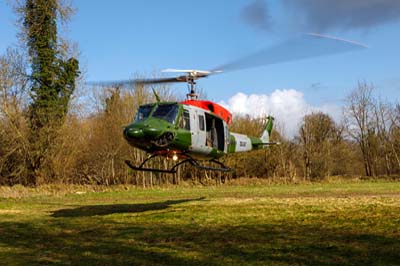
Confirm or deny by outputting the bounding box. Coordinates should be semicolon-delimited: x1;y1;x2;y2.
0;220;399;266
51;197;205;217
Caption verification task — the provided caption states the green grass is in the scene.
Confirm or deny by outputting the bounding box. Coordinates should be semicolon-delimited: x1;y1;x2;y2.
0;181;399;265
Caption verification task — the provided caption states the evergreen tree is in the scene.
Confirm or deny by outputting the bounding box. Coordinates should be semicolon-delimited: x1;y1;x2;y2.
23;0;79;184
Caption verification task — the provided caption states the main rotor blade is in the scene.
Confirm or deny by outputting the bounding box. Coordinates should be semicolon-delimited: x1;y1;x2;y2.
87;33;366;87
214;33;367;73
162;69;211;74
86;79;135;87
135;76;188;84
86;76;188;87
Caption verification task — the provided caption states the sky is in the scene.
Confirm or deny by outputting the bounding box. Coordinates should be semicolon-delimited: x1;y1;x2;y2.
1;0;400;136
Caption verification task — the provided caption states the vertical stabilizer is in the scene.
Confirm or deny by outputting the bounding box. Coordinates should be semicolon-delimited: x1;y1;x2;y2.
260;116;274;143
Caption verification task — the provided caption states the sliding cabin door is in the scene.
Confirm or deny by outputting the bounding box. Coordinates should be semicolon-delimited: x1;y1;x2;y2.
188;108;210;155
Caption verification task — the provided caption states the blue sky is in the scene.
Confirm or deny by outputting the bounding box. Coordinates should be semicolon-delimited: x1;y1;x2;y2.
1;0;400;135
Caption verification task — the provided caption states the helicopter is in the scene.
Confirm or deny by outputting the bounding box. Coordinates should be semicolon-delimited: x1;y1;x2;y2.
123;69;276;173
91;33;366;174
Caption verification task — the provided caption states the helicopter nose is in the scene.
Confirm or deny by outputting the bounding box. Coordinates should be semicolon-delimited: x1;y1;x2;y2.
142;127;162;138
124;126;144;140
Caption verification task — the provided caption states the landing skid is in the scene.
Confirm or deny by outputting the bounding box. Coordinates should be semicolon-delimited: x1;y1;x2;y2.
125;153;231;174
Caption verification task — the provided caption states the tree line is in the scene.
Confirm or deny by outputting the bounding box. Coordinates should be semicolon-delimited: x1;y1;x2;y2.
227;83;400;182
1;0;399;186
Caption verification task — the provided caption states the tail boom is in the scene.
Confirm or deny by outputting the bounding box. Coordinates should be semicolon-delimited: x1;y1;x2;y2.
228;116;275;153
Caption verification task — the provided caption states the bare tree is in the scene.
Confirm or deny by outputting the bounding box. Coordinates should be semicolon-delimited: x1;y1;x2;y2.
345;82;376;176
298;112;336;180
371;99;393;175
0;48;29;185
386;104;400;173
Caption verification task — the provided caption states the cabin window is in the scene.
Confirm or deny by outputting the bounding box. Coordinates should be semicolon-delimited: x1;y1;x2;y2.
134;104;154;122
152;103;179;124
179;110;190;130
199;115;205;131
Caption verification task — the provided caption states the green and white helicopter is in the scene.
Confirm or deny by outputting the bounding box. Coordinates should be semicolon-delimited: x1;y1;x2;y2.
123;69;276;173
93;33;366;173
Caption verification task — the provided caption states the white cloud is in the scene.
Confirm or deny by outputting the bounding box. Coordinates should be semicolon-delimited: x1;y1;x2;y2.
219;89;341;138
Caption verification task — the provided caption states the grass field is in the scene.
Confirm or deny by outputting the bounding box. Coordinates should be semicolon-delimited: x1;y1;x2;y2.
0;181;399;266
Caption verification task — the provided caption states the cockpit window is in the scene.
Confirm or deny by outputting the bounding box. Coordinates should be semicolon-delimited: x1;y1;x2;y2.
134;104;154;122
152;103;179;124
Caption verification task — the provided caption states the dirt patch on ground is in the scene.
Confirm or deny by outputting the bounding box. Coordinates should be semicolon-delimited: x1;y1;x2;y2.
0;209;22;214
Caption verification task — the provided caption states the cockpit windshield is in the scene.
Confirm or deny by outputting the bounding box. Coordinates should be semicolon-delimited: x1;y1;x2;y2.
134;104;154;122
152;103;179;124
